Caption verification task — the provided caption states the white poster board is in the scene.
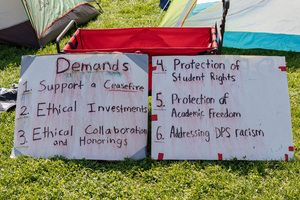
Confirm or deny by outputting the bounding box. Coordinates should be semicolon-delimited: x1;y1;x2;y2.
151;55;294;161
12;53;148;160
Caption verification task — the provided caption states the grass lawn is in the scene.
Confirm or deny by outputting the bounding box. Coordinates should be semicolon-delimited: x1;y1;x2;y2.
1;0;300;199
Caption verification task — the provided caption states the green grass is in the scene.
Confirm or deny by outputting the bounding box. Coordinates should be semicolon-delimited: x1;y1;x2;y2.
1;0;300;199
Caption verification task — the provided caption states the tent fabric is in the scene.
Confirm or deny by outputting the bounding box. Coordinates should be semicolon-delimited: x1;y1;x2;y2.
0;0;28;30
160;0;197;28
160;0;300;52
0;0;99;48
188;1;219;19
0;0;39;48
0;21;40;49
35;3;100;46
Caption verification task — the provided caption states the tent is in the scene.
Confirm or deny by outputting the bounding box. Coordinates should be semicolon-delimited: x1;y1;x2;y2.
0;0;100;48
160;0;300;52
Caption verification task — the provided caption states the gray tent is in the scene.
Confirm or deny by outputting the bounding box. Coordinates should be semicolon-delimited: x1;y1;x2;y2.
0;0;100;48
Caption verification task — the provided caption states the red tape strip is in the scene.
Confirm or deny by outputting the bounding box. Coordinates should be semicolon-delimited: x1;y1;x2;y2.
289;146;294;151
218;153;223;161
152;66;157;71
158;153;164;160
152;115;158;121
278;66;286;71
285;154;289;162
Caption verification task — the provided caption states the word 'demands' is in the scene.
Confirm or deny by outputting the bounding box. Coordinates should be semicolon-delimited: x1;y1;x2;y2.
12;53;148;160
151;55;294;161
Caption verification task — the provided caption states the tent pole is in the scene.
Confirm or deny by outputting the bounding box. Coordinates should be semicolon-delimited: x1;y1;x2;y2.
94;0;104;13
218;0;230;54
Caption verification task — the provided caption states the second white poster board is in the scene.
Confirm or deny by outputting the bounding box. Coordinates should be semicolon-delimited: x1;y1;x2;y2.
151;55;294;161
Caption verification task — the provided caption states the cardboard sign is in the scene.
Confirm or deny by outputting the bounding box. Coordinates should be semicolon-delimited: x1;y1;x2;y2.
151;55;294;161
12;53;148;160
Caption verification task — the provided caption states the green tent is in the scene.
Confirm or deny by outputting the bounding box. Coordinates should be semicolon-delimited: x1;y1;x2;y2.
0;0;100;48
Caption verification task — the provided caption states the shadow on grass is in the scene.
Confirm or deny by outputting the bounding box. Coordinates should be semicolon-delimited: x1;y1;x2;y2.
45;154;294;179
0;44;39;71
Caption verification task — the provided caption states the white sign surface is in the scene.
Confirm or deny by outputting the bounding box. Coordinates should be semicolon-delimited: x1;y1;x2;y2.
12;53;148;160
151;55;294;161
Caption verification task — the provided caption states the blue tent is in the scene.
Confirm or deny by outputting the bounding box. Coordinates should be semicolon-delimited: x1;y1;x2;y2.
160;0;300;52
